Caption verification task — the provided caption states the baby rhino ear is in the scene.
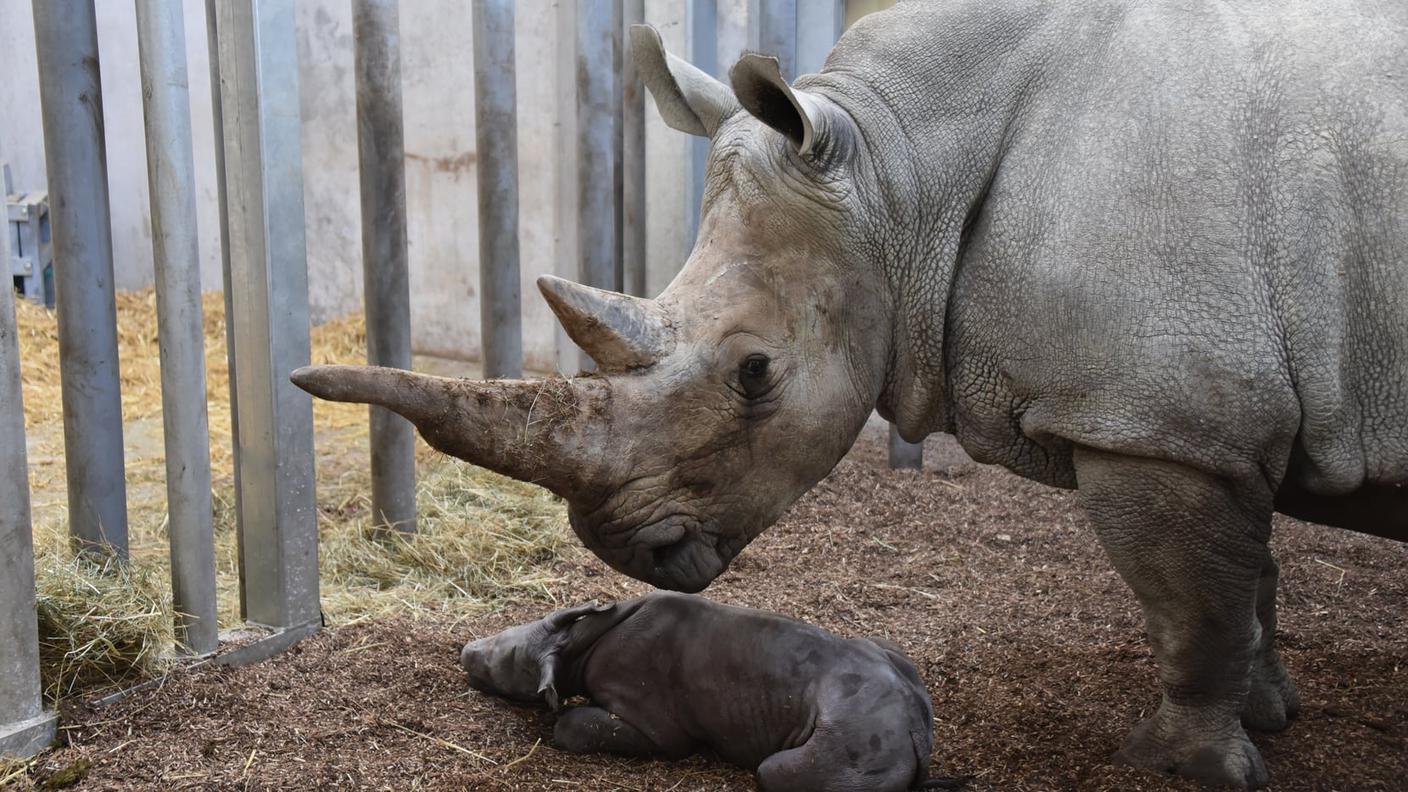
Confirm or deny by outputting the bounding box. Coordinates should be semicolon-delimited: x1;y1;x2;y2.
536;601;617;710
542;601;614;631
537;661;565;712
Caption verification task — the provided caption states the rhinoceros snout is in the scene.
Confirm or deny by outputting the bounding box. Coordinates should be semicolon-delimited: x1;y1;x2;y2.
645;534;728;593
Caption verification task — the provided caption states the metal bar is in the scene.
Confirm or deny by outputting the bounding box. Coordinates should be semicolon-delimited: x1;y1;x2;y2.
353;0;417;536
89;622;319;709
611;0;625;293
888;424;923;470
20;210;40;304
577;0;617;314
216;0;321;631
211;622;320;668
686;0;717;252
0;223;58;759
135;0;220;655
204;0;245;598
620;0;646;297
757;0;796;79
471;0;523;379
31;0;129;558
553;0;582;374
794;0;843;75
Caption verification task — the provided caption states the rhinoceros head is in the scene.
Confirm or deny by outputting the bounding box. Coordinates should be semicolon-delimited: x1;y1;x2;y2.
292;26;891;592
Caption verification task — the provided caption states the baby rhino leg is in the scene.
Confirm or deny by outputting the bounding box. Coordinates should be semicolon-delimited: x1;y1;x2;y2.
756;727;917;792
552;706;664;758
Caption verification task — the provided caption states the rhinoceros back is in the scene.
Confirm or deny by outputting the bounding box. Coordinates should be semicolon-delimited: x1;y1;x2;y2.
1226;0;1408;495
822;0;1407;497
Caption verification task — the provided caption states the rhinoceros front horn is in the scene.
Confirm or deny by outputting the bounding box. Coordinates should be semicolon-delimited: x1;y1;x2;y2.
289;364;610;500
537;275;674;372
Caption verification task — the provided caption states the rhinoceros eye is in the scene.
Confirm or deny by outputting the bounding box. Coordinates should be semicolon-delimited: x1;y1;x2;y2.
738;354;772;399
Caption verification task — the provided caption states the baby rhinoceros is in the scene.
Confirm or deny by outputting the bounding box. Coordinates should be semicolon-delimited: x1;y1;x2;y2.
461;592;960;792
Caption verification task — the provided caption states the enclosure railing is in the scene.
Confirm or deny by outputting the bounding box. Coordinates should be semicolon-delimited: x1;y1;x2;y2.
0;0;914;761
0;219;55;758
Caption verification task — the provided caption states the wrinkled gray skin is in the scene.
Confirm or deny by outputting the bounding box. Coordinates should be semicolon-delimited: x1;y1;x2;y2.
460;593;942;792
292;0;1407;786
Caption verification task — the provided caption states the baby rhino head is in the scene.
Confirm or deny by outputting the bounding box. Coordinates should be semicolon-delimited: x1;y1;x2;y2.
460;602;612;710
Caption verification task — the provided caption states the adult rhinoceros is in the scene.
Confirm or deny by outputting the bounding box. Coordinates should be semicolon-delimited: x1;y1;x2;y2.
293;0;1406;786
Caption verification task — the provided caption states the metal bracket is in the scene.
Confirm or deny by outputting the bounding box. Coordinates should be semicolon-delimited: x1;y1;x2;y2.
88;622;321;709
0;712;58;759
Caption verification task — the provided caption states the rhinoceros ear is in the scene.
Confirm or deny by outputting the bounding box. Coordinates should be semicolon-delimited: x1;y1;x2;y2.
729;53;824;157
536;602;617;711
630;24;738;138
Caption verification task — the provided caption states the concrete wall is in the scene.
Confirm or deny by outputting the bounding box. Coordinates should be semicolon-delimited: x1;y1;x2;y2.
845;0;896;28
1;1;863;370
289;0;570;369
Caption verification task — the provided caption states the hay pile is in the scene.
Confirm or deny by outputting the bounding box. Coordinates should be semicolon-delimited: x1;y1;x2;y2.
32;553;172;700
13;291;570;702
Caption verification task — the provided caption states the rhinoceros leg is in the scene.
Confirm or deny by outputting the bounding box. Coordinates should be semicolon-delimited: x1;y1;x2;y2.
755;734;919;792
1074;447;1271;789
552;706;683;759
1243;555;1300;732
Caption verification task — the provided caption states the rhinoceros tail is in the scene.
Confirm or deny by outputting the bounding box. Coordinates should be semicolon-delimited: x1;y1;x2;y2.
909;728;972;790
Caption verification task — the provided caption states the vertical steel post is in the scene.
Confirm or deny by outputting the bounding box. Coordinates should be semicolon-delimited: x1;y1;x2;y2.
553;0;580;373
0;223;58;759
31;0;129;558
471;0;523;379
757;0;796;80
577;0;618;319
611;0;625;293
889;424;923;470
685;0;716;252
353;0;417;535
216;0;320;630
620;0;646;297
205;0;244;548
135;0;220;654
794;0;843;75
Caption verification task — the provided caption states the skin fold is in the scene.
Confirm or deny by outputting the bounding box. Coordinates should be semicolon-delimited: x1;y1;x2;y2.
292;1;1406;786
459;593;945;792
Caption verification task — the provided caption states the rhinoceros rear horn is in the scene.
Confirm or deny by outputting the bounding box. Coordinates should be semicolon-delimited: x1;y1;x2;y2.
630;24;738;138
537;275;674;371
730;54;824;157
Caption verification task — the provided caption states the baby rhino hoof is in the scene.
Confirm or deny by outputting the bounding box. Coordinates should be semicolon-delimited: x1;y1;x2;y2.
1242;657;1300;732
1115;706;1268;789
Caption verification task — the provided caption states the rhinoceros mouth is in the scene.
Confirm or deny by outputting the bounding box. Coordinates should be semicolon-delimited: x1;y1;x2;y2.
568;507;733;592
648;533;727;593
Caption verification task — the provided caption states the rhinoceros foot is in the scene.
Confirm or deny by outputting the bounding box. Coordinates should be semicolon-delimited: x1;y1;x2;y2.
1242;651;1300;732
1114;700;1268;789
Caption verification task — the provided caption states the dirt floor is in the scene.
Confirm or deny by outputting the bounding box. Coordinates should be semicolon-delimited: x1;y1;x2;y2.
9;429;1406;791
